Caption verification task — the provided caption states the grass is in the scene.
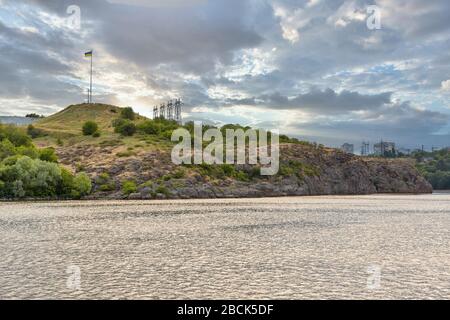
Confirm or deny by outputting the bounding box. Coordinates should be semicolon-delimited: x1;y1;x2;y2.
34;103;148;136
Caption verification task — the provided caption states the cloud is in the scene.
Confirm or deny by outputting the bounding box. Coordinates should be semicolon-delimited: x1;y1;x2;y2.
226;88;392;114
441;80;450;91
1;0;449;148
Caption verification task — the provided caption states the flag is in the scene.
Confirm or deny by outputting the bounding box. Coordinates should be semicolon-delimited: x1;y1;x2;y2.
85;50;93;57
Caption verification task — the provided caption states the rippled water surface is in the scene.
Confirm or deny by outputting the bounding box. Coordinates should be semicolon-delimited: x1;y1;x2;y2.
1;195;450;299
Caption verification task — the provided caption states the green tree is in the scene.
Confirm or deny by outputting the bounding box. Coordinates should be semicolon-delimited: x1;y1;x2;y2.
82;121;99;136
120;107;135;120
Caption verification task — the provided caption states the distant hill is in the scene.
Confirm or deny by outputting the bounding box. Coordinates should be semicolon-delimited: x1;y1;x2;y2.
34;103;148;135
0;116;36;126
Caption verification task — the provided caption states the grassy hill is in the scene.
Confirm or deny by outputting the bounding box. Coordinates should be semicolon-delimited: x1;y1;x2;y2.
34;103;148;136
0;102;433;199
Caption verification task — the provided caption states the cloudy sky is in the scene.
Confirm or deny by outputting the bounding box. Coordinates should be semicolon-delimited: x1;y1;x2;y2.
1;0;449;150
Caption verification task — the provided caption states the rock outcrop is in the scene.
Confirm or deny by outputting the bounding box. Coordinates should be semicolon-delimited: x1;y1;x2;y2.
57;143;433;200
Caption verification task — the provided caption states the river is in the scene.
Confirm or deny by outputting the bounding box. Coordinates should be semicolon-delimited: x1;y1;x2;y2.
1;194;449;299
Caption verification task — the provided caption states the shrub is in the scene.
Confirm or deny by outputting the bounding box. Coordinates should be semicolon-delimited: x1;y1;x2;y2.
122;180;137;195
116;150;136;158
120;107;135;120
0;180;4;197
60;168;75;196
82;121;98;136
71;172;92;198
137;120;161;135
114;120;136;136
27;124;46;139
0;124;32;147
17;145;39;159
0;139;16;161
155;185;170;196
172;168;186;179
96;173;115;191
1;155;21;166
0;156;92;199
39;147;58;163
92;131;101;138
0;156;62;198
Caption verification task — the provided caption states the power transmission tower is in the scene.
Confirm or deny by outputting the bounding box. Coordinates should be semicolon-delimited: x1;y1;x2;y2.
153;106;158;120
174;98;183;124
159;103;166;119
167;100;174;121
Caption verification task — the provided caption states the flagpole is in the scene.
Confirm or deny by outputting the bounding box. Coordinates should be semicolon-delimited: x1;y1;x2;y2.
90;52;93;104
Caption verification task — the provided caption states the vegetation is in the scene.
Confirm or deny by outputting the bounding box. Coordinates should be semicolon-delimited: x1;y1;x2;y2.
414;149;450;190
26;113;44;118
96;173;115;192
82;121;99;136
33;104;145;135
122;180;137;195
0;123;92;199
27;124;46;138
38;147;58;163
120;107;135;121
113;119;136;136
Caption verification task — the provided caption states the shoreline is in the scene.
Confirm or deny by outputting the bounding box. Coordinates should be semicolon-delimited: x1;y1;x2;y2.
0;191;439;204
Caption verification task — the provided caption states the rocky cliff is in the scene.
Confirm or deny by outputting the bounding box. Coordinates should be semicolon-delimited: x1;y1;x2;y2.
56;142;432;200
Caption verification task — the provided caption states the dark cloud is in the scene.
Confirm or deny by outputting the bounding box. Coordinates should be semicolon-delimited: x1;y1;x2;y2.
227;88;392;114
0;0;449;147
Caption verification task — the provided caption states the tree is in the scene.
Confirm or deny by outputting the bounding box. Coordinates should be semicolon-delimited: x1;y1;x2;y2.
121;107;135;120
82;121;98;136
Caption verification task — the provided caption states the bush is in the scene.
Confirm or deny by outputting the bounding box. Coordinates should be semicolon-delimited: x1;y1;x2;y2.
137;120;161;135
0;156;62;198
0;139;16;161
27;125;46;139
114;120;136;136
0;156;92;199
96;173;115;191
0;124;32;147
120;107;135;120
71;172;92;199
155;185;170;196
82;121;98;136
17;145;39;159
39;147;58;163
122;180;137;195
92;131;101;138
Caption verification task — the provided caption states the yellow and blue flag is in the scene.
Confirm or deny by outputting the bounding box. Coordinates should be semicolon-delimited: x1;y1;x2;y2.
85;50;93;57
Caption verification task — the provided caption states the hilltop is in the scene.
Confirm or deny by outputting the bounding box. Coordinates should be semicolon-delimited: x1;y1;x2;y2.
34;103;148;136
18;103;433;200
